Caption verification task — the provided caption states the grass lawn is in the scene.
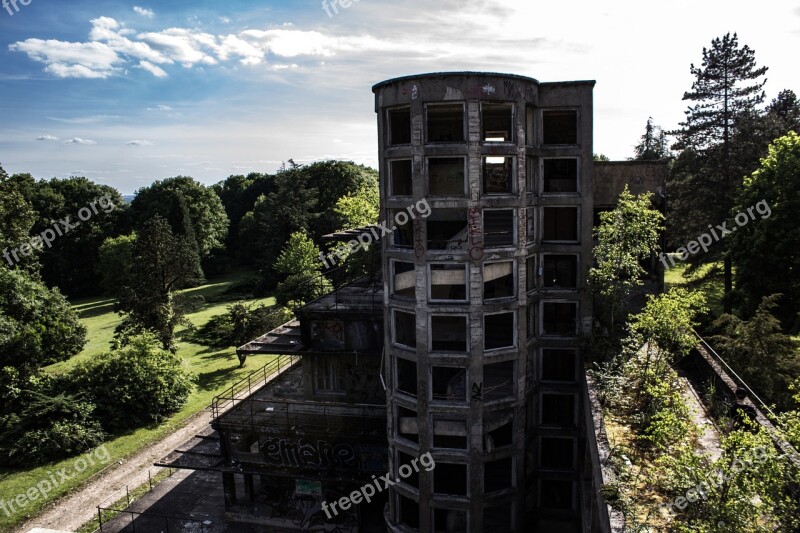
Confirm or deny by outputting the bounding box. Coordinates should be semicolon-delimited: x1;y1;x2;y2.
0;270;276;531
663;259;725;317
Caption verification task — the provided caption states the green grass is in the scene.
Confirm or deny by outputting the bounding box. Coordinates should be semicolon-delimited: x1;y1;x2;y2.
663;259;725;317
0;270;276;531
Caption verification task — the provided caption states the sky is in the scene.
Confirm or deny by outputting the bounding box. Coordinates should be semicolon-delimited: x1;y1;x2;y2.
0;0;799;195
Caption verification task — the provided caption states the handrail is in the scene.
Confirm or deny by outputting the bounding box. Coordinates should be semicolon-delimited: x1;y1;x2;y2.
210;354;301;420
692;329;778;420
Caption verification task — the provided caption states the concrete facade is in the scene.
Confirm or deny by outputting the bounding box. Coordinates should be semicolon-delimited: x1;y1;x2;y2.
374;72;595;532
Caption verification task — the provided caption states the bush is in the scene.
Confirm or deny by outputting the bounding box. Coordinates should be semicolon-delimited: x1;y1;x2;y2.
0;390;104;466
0;267;87;375
69;333;194;432
275;272;332;308
187;303;293;348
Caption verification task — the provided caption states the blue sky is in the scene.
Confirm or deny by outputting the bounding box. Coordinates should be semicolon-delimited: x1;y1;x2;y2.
1;0;798;194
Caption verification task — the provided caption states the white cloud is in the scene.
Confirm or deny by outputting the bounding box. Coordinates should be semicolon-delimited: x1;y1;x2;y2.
48;115;121;124
137;60;167;77
219;16;231;24
133;6;155;18
127;140;154;146
36;135;58;141
146;104;172;111
62;138;97;145
138;28;219;67
9;38;121;78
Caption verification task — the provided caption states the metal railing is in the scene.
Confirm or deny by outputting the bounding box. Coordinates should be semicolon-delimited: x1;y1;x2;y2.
211;354;301;421
211;397;385;433
93;466;210;532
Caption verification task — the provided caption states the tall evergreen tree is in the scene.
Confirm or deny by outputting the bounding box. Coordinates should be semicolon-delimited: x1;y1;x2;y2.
632;117;670;161
669;33;768;312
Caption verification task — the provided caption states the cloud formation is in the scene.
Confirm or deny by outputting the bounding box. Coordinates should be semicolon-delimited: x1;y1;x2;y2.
127;140;154;146
133;6;154;18
37;135;58;141
62;138;97;145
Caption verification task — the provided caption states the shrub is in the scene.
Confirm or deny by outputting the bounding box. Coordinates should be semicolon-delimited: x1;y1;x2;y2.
187;303;293;348
69;333;194;432
0;391;104;466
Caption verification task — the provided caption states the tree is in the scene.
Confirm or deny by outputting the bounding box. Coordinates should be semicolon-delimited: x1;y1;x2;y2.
274;231;332;308
729;132;800;330
130;176;229;258
590;186;664;352
593;153;610;161
670;33;768;311
631;117;671;160
69;333;194;431
0;267;86;376
711;295;800;410
115;216;202;350
0;166;38;272
334;180;380;230
98;233;136;296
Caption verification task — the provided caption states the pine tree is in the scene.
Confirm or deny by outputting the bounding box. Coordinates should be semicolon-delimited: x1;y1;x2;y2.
669;33;768;312
632;117;671;160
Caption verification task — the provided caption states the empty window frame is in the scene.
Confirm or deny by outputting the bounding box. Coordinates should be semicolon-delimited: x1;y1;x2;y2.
433;508;468;533
484;416;513;449
392;261;415;299
484;457;513;493
398;495;421;528
484;360;515;400
314;358;343;392
543;158;578;193
541;301;578;337
433;417;468;449
483;209;515;248
394;309;417;348
397;405;419;443
526;105;536;146
427;103;465;143
542;254;579;288
388;107;412;145
541;348;577;382
431;366;467;402
541;393;576;426
390;159;413;196
527;302;536;339
431;315;468;352
542;110;577;145
539;479;574;510
484;312;515;351
390;209;415;248
397;450;420;488
427;209;468;250
540;437;576;470
429;263;467;301
396;357;418;396
542;207;579;242
482;103;514;142
428;157;466;196
483;261;514;300
526;207;535;243
526;157;536;193
434;462;468;496
526;256;536;292
483;157;514;194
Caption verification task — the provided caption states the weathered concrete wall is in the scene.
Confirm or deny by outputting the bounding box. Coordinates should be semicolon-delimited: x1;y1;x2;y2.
593;161;668;208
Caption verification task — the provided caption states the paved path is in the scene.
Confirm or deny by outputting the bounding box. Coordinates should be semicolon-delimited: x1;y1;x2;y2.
678;374;723;461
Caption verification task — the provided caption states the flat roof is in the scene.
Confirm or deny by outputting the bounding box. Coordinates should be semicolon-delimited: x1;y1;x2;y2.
373;71;596;92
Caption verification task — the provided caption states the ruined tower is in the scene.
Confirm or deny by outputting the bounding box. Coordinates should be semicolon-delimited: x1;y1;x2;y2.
374;72;595;532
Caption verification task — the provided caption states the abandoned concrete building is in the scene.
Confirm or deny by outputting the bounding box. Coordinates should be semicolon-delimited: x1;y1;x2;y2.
153;72;668;533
